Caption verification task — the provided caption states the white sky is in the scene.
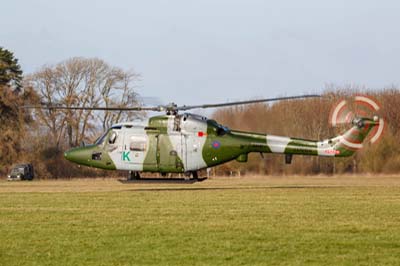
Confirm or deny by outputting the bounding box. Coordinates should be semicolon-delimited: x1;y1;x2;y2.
1;0;400;107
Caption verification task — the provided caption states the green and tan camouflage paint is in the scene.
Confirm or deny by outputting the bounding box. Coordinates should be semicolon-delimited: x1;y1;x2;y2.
64;114;379;173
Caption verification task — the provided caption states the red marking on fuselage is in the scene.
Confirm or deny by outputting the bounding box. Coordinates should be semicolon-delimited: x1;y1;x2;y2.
324;149;340;155
197;131;207;137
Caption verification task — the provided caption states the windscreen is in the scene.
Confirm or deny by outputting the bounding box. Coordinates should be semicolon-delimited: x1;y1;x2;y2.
94;129;110;145
11;167;24;174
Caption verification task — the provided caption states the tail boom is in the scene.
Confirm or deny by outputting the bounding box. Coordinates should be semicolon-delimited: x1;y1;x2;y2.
247;117;380;158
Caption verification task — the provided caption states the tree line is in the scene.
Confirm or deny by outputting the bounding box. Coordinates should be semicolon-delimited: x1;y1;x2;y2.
1;46;400;178
0;47;140;178
212;88;400;175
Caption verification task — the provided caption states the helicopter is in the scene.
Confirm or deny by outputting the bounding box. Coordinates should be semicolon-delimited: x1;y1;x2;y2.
29;95;382;180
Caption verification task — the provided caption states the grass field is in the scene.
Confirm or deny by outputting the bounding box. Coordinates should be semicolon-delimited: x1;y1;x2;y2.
1;176;400;265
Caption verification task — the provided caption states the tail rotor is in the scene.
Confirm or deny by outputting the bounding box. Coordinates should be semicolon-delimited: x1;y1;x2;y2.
329;95;385;144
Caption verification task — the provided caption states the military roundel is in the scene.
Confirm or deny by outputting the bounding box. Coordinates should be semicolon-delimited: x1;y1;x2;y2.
212;140;221;149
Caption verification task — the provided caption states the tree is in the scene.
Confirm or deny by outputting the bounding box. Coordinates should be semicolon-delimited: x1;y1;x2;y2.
0;47;38;175
0;85;37;175
27;57;141;149
0;47;23;91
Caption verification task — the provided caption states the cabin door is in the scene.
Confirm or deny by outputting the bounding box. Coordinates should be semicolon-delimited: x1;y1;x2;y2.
157;133;184;172
121;134;148;166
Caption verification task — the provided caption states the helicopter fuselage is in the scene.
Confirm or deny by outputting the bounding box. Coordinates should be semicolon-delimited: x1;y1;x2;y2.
64;113;378;175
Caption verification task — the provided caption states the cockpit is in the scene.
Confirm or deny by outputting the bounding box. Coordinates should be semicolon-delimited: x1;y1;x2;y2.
94;126;122;145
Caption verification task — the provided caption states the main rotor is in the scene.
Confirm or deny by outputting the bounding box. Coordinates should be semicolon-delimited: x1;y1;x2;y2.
25;94;321;115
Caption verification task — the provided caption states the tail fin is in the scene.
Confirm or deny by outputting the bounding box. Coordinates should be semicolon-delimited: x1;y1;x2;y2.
330;117;380;157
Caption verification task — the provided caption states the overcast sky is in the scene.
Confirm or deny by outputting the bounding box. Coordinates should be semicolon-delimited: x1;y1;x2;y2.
1;0;400;107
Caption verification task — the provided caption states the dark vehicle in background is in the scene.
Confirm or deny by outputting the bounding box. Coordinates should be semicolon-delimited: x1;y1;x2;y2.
7;164;34;181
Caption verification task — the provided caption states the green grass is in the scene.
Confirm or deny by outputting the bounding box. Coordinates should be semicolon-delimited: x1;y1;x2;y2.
1;178;400;265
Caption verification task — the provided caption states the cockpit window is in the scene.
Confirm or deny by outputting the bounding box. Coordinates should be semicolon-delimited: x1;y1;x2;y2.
94;130;108;145
95;129;119;145
108;131;118;144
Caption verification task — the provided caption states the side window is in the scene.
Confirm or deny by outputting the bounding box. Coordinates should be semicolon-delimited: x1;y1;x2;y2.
130;136;147;151
108;131;118;144
216;125;230;136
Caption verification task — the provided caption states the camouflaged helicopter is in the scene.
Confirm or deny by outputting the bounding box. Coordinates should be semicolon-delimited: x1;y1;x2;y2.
31;95;382;180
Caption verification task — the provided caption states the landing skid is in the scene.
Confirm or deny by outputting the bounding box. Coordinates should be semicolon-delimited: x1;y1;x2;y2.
119;177;207;184
125;171;204;183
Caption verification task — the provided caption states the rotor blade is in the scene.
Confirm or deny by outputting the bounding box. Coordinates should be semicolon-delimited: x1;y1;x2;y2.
176;94;321;111
23;105;162;111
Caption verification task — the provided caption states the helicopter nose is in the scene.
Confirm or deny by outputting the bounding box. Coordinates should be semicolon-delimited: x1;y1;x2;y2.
64;148;90;164
64;149;75;162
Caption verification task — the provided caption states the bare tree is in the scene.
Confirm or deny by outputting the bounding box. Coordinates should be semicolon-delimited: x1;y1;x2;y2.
27;57;141;149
